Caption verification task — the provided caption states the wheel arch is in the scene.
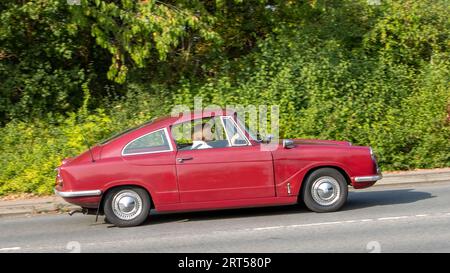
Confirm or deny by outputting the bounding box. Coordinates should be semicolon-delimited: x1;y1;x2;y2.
99;183;155;213
298;165;351;197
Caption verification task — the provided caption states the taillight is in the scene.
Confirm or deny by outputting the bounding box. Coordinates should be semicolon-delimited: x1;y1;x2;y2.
369;147;380;174
55;167;63;188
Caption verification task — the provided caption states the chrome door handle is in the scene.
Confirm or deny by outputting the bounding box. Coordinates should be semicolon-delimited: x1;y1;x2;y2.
177;157;193;163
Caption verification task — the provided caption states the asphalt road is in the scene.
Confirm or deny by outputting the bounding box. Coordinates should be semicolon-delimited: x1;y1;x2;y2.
1;182;450;253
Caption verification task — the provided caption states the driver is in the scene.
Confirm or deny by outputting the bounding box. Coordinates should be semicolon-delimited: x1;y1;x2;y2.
191;123;213;149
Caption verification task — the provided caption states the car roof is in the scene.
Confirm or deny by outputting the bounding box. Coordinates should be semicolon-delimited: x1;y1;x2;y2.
98;108;241;154
148;108;237;128
100;108;237;146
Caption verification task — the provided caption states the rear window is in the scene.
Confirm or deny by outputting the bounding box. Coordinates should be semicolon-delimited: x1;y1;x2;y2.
122;129;172;155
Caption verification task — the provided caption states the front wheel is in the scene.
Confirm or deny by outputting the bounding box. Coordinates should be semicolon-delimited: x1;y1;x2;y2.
301;168;348;212
103;187;151;227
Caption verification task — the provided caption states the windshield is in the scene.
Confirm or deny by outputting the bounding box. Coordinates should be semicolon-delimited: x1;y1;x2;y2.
236;116;259;141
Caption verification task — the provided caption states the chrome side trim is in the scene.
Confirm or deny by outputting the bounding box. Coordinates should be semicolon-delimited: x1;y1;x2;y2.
54;189;102;198
354;175;383;183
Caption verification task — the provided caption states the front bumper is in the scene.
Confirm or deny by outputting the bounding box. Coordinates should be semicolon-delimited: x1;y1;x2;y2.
54;188;102;198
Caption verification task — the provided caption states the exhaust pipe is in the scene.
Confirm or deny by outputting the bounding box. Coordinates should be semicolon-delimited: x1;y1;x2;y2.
68;208;88;216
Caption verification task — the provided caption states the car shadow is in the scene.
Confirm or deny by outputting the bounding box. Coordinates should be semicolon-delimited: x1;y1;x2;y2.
143;204;307;226
343;188;435;211
131;188;435;226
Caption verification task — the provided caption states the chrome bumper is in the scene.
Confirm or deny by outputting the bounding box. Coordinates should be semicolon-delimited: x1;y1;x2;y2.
354;174;383;183
54;188;102;198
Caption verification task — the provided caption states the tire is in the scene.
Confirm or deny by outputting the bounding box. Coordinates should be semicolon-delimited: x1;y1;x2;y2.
301;168;348;212
103;187;151;227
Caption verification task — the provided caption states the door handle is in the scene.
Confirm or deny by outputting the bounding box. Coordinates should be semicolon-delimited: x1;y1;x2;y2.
177;156;193;163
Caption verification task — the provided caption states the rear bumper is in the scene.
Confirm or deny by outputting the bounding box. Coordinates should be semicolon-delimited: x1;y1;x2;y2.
54;188;102;209
354;174;383;183
352;173;382;189
54;188;102;198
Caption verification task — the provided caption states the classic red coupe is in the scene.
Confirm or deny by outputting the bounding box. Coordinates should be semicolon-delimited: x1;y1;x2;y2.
55;109;382;227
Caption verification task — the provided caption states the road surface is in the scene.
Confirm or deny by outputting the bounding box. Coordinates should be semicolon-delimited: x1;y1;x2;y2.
1;182;450;253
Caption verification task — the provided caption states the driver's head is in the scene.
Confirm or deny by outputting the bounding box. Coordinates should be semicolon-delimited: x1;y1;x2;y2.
202;123;213;141
192;123;213;141
192;123;203;141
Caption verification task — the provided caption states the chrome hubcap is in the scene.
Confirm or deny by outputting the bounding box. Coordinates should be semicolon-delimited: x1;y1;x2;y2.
311;176;341;206
112;190;143;220
118;196;136;213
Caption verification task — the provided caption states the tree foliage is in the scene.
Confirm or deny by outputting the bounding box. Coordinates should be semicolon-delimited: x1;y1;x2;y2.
0;0;449;195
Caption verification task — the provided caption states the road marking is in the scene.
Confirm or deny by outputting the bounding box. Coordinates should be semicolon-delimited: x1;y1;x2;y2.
415;214;428;217
289;221;345;228
249;212;450;232
253;226;284;231
377;216;410;221
0;247;21;251
251;220;360;231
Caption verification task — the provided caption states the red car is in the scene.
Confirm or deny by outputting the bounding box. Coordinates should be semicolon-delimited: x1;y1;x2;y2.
55;109;382;227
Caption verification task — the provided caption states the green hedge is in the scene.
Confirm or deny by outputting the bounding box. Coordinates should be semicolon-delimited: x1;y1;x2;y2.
0;86;171;195
1;52;448;195
1;0;449;196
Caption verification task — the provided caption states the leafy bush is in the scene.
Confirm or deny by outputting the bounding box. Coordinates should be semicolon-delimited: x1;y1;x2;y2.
0;0;449;196
0;86;168;195
172;1;450;170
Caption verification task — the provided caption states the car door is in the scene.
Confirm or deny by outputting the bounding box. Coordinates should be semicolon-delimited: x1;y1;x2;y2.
172;116;275;203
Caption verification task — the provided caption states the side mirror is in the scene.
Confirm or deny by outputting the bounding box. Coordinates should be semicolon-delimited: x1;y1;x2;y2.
282;139;295;149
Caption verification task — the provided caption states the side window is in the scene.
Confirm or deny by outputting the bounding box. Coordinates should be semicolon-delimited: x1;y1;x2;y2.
171;116;250;150
222;117;249;146
122;129;172;155
171;117;229;150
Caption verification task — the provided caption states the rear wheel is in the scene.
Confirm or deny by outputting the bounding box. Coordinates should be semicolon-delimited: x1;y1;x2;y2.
301;168;348;212
103;187;151;227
